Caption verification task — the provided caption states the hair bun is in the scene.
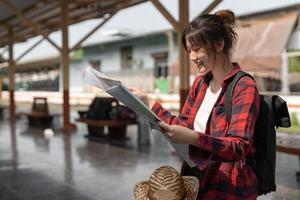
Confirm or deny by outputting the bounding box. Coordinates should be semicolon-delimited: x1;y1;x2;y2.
214;10;235;26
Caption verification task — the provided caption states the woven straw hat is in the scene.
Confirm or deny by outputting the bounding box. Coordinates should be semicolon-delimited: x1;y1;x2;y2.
134;166;199;200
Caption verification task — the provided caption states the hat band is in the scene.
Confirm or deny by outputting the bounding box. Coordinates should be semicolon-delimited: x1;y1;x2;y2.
147;189;187;200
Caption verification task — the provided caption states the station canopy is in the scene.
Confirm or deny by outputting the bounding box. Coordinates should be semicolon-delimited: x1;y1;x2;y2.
0;0;146;48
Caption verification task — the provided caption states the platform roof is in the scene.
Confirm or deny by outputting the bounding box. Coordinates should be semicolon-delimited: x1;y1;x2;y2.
0;0;147;48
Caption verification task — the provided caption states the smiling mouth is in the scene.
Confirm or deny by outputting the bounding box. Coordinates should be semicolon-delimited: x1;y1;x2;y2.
195;60;204;66
194;60;208;74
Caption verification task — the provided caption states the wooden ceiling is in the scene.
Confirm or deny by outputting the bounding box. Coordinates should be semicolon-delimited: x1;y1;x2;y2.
0;0;147;48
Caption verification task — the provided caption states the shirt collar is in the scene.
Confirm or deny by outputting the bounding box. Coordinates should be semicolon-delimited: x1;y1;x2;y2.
203;62;241;87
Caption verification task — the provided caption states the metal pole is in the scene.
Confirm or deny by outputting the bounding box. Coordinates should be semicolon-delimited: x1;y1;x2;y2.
16;37;44;62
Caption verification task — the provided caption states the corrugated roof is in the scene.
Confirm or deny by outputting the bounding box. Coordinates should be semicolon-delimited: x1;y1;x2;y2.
233;12;298;72
0;0;147;48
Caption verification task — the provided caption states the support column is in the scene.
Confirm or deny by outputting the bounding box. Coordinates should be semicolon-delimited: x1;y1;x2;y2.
281;50;289;95
8;27;15;120
167;31;175;93
178;0;189;111
63;134;73;184
61;0;76;130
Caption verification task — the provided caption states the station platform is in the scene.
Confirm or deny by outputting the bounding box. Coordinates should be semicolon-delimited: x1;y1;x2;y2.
0;112;299;199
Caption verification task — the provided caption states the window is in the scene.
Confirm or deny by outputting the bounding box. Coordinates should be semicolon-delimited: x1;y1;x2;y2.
89;59;101;71
288;54;300;92
121;46;133;69
152;52;168;78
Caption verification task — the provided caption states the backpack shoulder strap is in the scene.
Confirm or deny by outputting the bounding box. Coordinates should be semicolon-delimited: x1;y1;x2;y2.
196;78;205;95
225;71;254;122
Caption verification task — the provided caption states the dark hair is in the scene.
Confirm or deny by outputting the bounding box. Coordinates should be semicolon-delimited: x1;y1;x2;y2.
182;10;237;56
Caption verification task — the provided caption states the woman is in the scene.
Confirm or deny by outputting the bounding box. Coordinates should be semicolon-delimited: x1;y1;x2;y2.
133;10;259;199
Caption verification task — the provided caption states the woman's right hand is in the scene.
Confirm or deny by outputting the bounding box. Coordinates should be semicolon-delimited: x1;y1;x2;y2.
128;87;155;108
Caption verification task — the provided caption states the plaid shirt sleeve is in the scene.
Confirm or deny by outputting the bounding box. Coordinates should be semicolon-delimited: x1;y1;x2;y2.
151;76;202;126
197;76;260;162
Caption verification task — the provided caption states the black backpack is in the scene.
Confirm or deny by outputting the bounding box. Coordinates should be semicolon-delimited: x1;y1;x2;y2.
225;71;291;195
87;97;117;120
197;71;291;196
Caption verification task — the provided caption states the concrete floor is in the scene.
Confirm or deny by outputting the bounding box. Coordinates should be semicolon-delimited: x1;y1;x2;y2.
0;115;299;200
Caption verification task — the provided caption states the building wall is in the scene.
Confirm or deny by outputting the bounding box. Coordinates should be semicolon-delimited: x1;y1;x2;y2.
69;61;88;92
133;43;167;70
68;33;171;93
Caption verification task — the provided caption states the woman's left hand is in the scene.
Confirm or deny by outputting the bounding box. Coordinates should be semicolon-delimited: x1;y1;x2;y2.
159;122;199;145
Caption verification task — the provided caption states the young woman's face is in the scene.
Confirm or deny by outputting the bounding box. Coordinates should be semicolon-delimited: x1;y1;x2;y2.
186;39;215;77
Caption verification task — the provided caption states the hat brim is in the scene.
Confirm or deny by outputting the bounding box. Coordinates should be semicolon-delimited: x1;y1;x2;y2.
134;176;199;200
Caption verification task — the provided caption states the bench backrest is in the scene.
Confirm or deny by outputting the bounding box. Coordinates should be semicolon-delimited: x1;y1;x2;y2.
32;97;49;114
87;97;117;120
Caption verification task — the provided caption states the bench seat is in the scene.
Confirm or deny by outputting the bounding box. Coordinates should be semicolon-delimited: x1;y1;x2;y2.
76;117;137;142
75;118;136;127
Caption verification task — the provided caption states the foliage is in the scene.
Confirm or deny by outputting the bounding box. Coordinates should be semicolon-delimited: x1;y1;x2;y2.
288;55;300;73
70;49;83;61
278;112;300;134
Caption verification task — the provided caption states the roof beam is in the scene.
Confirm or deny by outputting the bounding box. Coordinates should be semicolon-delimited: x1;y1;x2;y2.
70;0;132;51
0;28;9;62
149;0;179;31
70;12;116;51
201;0;223;15
0;47;8;55
12;6;61;35
5;7;107;46
0;0;61;52
11;3;78;35
6;2;60;29
16;37;45;62
0;32;42;46
10;4;113;43
0;48;8;62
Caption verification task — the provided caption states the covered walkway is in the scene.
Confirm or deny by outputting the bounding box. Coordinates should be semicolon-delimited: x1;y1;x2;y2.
0;0;198;128
0;1;299;199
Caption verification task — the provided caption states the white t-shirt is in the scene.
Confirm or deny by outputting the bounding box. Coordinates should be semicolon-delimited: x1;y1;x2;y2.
194;84;222;133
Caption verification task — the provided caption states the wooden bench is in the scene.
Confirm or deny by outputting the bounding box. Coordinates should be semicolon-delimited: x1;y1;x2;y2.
18;97;60;126
75;97;137;142
76;117;137;141
276;135;300;181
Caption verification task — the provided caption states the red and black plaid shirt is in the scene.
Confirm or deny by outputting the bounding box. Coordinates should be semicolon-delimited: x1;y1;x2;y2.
152;63;260;199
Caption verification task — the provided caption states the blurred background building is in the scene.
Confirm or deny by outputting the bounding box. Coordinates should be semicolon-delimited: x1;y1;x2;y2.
1;4;300;96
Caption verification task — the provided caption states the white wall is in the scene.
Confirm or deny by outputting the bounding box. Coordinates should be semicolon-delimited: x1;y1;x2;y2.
65;32;173;93
97;50;121;72
83;42;168;73
67;39;169;92
133;43;168;69
67;48;122;92
69;61;89;92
